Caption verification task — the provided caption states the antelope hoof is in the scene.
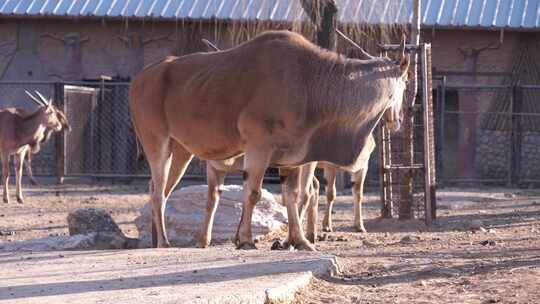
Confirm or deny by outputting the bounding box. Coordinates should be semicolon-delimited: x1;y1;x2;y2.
306;233;316;244
195;239;210;248
16;197;24;204
270;239;286;250
156;240;171;248
236;242;257;250
292;239;317;251
355;225;367;233
3;197;8;204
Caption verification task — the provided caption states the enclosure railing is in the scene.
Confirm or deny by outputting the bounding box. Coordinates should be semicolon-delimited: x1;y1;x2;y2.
435;82;540;186
1;80;539;187
0;81;281;182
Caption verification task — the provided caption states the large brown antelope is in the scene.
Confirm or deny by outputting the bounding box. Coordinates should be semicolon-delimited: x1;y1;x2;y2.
0;91;65;203
130;30;408;250
198;38;376;246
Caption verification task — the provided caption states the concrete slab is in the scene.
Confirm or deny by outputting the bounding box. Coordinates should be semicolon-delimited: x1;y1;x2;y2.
0;247;338;304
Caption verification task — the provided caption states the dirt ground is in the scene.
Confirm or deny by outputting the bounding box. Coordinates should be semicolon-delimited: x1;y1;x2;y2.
1;178;539;304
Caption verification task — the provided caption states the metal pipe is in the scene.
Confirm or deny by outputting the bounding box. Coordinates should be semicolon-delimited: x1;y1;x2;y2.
398;0;421;220
421;44;433;226
438;76;447;187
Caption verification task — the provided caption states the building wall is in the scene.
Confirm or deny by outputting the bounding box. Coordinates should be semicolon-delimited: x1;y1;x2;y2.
425;29;540;182
0;18;538;182
0;19;214;87
0;20;527;95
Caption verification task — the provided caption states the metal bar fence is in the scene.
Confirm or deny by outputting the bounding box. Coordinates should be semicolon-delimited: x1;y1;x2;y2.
436;84;540;186
1;80;539;187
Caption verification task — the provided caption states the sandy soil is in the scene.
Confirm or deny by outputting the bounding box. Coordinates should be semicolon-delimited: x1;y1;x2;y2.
293;189;540;304
0;180;149;241
1;180;539;304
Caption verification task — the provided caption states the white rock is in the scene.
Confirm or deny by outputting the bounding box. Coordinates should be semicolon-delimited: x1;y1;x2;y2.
135;185;287;247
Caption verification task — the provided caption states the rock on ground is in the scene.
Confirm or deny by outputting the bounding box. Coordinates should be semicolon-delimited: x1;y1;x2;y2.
135;185;287;247
67;208;122;235
66;208;139;249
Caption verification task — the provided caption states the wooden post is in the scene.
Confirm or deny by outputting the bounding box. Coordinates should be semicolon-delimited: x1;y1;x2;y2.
54;82;65;185
437;76;447;187
316;1;337;50
379;125;393;218
509;84;522;186
399;0;421;220
300;0;338;50
316;1;346;189
421;44;432;226
301;1;346;190
511;84;522;185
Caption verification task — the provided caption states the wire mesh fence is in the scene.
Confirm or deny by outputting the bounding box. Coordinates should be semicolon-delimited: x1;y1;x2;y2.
1;80;539;189
60;81;208;178
0;81;208;179
436;84;540;186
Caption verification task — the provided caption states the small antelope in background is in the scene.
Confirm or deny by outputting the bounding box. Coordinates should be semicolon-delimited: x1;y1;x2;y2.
21;108;71;186
0;90;67;203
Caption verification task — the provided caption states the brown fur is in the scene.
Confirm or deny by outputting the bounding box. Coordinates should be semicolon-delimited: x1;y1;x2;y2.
130;30;408;250
0;97;69;203
20;108;71;186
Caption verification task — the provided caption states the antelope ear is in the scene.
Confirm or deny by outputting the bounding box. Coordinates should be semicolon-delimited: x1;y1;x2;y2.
398;34;409;78
45;102;55;113
34;90;51;106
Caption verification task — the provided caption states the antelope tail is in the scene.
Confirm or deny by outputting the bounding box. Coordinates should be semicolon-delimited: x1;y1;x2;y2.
135;135;144;162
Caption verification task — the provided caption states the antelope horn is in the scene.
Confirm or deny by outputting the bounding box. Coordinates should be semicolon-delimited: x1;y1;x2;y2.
201;38;220;52
400;33;406;60
335;29;375;60
34;90;51;106
24;90;45;107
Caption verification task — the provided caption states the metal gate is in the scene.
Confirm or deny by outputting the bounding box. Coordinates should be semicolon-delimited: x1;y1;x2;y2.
62;85;97;177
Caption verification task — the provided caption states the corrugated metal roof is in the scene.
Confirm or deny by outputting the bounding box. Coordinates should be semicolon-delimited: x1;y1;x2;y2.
0;0;539;30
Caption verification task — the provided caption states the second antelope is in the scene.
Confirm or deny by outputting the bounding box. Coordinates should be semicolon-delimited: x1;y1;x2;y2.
0;90;68;204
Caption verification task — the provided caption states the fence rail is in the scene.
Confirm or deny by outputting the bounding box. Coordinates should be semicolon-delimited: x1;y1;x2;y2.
435;81;540;186
1;80;539;187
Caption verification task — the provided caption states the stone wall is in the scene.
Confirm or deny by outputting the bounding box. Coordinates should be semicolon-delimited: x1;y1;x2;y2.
475;129;511;180
521;132;540;180
475;129;540;182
